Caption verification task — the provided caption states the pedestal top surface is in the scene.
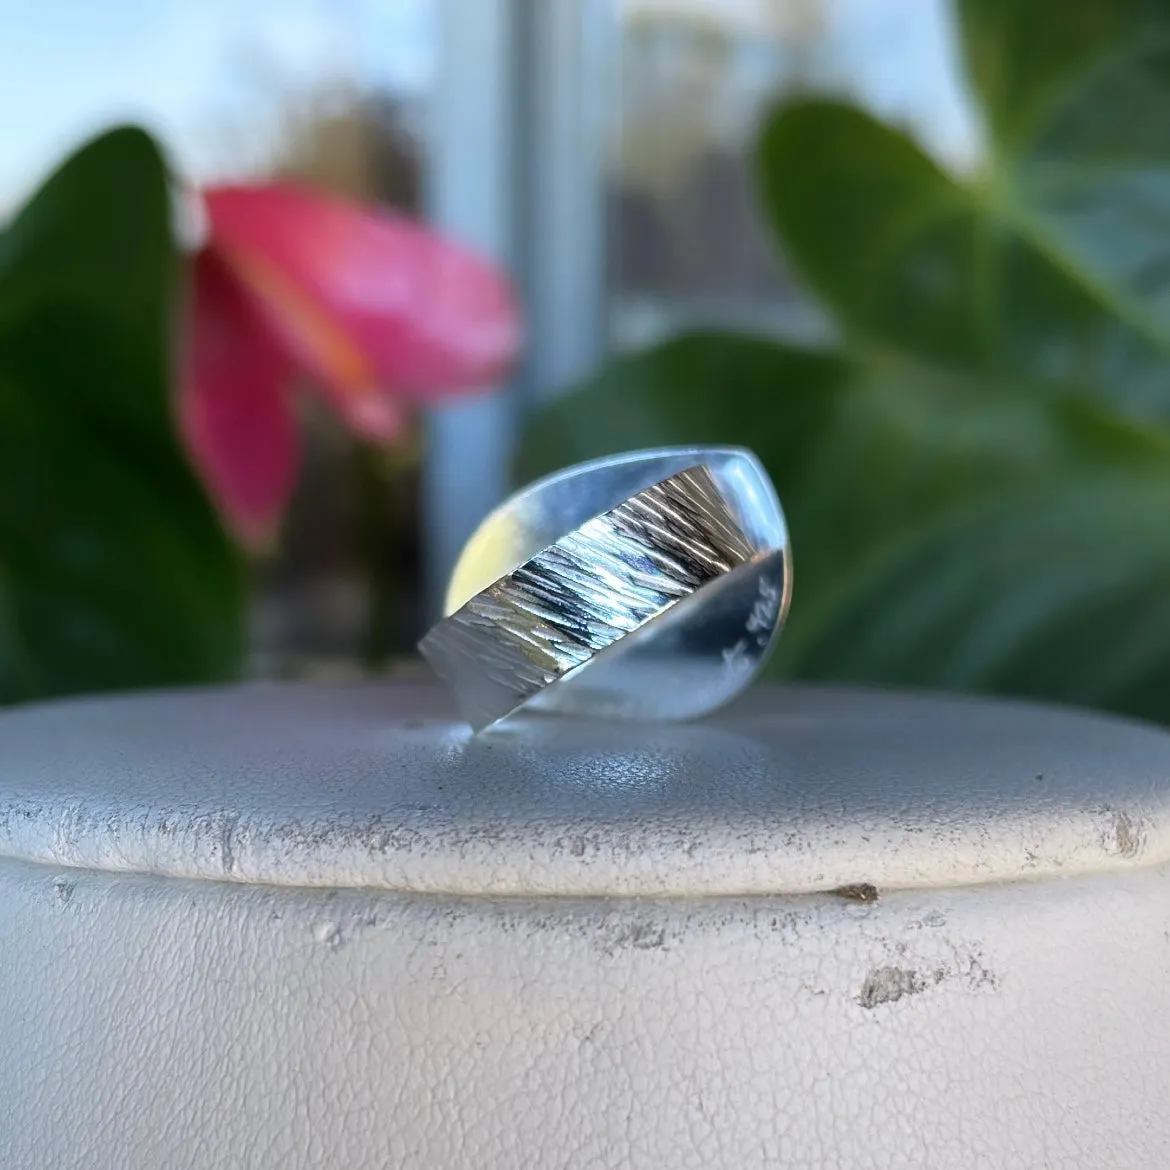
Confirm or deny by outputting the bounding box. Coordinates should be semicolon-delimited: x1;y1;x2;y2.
0;681;1167;895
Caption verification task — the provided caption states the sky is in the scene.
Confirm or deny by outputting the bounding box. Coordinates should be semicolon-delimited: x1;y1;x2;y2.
0;0;435;211
0;0;975;214
823;0;978;165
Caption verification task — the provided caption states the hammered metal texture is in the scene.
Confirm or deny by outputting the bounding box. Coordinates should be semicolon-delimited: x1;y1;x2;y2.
419;466;758;730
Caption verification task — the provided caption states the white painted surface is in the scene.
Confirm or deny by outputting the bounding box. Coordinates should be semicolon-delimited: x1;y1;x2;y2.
1;682;1166;894
1;683;1169;1167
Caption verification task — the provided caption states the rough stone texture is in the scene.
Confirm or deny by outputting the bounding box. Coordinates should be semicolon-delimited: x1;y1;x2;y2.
1;682;1170;1167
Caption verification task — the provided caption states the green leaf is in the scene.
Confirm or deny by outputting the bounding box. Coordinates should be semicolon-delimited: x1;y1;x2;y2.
790;469;1170;724
0;127;246;703
521;332;1170;718
958;0;1141;147
757;102;986;368
519;331;850;481
759;49;1170;424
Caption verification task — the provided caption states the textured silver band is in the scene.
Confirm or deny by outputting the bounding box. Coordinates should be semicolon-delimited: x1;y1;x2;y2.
420;463;769;731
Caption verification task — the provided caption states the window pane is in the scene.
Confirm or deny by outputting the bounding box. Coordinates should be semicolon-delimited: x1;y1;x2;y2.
608;0;978;348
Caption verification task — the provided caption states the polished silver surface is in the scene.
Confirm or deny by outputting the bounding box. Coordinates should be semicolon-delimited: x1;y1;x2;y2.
419;447;790;731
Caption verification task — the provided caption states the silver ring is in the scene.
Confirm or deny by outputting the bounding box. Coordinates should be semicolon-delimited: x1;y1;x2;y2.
419;447;791;731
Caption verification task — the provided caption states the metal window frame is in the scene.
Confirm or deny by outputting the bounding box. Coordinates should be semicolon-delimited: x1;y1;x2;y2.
423;0;609;615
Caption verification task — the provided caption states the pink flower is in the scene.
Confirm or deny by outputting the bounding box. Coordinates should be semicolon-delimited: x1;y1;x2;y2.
181;185;521;548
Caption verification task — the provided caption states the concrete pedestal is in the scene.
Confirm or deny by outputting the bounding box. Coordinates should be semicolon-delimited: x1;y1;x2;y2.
1;682;1168;1167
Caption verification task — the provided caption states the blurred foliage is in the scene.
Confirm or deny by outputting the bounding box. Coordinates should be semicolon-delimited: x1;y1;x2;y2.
0;128;246;703
524;0;1170;724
